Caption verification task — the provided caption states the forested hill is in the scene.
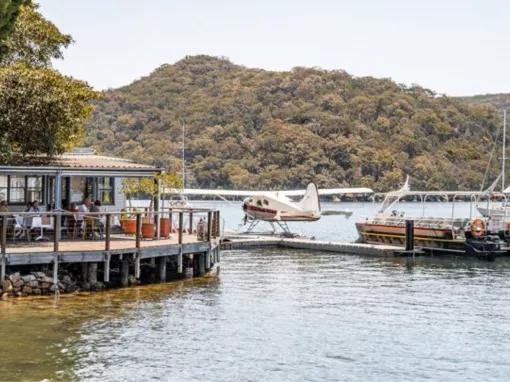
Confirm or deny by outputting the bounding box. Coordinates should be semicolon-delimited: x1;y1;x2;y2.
462;93;510;111
85;55;501;192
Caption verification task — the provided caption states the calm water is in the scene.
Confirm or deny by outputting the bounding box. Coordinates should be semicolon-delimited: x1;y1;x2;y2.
2;201;510;381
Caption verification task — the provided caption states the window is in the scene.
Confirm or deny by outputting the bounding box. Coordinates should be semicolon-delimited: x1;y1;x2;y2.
9;176;25;203
0;176;6;202
0;175;44;205
97;177;114;205
27;176;43;203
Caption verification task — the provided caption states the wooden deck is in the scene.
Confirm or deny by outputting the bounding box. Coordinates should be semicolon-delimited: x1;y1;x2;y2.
6;233;200;254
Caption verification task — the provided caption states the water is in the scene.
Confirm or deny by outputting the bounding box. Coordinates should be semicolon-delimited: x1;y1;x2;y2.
2;201;510;381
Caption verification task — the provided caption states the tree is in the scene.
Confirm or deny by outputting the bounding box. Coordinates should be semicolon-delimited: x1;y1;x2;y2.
1;2;72;66
0;63;97;161
0;0;26;59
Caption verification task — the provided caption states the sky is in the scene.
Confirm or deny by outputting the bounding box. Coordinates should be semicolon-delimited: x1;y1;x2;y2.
38;0;510;96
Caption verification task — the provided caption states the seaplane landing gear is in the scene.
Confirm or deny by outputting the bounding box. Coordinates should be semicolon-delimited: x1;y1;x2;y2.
242;218;294;237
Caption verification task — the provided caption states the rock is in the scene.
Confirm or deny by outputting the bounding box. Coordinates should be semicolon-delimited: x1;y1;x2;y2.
22;286;32;294
32;272;46;279
61;275;72;284
1;279;13;292
29;280;39;288
1;292;9;300
15;291;23;297
32;288;41;295
40;282;51;289
80;282;91;291
21;274;36;283
128;275;137;286
41;276;54;284
91;282;105;291
8;273;21;283
13;280;23;289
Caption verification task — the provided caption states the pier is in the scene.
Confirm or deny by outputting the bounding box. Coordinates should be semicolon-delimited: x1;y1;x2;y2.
0;208;221;297
221;234;401;256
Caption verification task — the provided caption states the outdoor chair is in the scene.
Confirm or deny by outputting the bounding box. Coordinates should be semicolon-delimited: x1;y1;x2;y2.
30;216;53;241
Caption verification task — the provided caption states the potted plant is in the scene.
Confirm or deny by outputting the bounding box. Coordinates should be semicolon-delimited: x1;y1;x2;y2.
157;172;183;238
120;179;140;235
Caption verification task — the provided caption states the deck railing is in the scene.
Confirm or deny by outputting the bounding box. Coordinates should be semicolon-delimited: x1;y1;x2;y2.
0;207;221;279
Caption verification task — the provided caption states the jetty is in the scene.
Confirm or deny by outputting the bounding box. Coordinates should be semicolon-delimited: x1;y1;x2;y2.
221;234;401;256
0;208;221;297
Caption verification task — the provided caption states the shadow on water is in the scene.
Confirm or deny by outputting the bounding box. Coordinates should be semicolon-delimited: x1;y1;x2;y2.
0;276;220;381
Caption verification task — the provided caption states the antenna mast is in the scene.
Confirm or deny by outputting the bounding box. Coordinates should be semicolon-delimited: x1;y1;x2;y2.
503;110;507;192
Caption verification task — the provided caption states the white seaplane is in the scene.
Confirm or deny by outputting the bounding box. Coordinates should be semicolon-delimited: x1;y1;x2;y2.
164;183;373;235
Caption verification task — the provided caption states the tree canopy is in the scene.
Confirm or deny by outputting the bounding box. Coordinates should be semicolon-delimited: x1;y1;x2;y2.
0;1;97;163
0;0;26;58
85;55;501;192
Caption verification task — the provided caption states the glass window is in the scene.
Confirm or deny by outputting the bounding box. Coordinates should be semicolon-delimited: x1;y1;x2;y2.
26;176;43;204
0;176;7;202
9;176;25;203
97;177;114;205
70;177;86;203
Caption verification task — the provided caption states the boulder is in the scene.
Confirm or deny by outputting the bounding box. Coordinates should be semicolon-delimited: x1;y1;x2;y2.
32;288;41;295
32;272;46;279
21;274;36;283
1;279;13;292
8;273;21;283
29;280;39;288
22;286;32;294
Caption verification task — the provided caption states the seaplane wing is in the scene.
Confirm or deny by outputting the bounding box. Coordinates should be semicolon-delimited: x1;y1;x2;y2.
164;187;373;197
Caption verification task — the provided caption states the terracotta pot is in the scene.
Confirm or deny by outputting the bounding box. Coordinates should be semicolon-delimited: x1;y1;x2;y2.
141;223;155;239
122;219;136;235
160;218;171;238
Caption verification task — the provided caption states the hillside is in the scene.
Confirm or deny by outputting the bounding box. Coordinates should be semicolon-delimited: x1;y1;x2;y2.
462;93;510;111
85;55;501;192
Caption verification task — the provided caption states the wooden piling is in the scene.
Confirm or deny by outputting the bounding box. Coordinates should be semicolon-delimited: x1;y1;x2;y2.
159;256;167;282
121;259;129;287
52;255;58;286
134;254;141;279
81;263;88;282
205;250;211;271
189;212;193;233
198;253;206;276
177;247;183;274
104;254;110;283
88;262;98;285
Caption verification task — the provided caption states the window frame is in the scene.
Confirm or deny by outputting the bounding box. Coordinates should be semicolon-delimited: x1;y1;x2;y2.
0;175;44;205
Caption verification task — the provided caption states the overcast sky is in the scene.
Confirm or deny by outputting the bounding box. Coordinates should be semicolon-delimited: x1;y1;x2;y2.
38;0;509;96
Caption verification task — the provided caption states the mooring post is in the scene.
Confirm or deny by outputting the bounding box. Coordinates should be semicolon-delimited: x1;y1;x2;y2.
159;256;167;282
121;259;129;287
52;255;59;293
198;253;206;276
53;212;60;252
189;211;193;233
405;220;414;253
134;254;141;279
105;213;111;251
88;262;98;285
1;216;6;281
177;247;183;274
205;250;211;271
136;213;142;249
178;212;183;244
207;211;212;242
104;254;110;283
81;263;88;282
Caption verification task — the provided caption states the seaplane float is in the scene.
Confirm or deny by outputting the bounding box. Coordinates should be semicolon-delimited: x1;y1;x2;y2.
164;183;373;235
356;177;510;260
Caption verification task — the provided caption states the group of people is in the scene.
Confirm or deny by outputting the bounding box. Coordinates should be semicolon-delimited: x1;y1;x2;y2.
68;198;102;216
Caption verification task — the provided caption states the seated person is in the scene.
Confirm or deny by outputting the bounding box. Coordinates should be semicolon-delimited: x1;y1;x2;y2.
0;200;8;213
29;200;41;213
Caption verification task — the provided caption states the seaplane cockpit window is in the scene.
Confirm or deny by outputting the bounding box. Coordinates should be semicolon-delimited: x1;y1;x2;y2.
257;200;263;207
263;199;269;205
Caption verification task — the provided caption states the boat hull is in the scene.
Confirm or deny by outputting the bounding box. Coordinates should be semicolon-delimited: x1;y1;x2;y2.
356;222;465;251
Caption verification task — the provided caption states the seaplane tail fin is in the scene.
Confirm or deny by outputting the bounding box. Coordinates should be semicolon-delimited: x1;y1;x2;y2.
298;182;321;212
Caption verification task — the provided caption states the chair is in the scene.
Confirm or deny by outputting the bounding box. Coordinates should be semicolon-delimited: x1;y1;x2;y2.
30;216;53;241
12;215;26;241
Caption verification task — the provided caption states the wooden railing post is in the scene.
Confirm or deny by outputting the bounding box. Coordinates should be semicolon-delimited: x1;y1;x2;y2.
53;212;60;252
189;212;193;234
178;212;183;244
207;211;212;242
136;213;142;249
216;211;220;237
105;213;111;251
1;216;6;280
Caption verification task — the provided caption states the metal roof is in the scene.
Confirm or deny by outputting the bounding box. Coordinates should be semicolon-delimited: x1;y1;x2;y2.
0;150;160;177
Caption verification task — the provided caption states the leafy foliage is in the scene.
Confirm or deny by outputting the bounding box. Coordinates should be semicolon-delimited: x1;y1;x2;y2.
0;2;73;66
0;1;97;163
0;63;97;160
0;0;26;58
85;55;501;192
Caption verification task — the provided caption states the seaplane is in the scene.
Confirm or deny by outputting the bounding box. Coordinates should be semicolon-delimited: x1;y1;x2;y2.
164;183;373;235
